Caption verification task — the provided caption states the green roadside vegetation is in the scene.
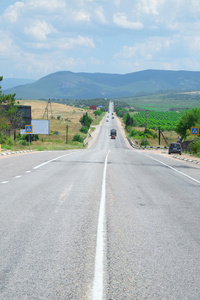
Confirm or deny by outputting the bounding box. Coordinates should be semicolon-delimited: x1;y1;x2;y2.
0;110;105;152
116;106;200;157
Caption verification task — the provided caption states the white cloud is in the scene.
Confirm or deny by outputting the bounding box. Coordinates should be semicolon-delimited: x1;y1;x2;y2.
59;35;95;50
26;0;67;13
24;20;56;41
74;10;91;22
113;36;173;63
3;1;24;23
135;0;164;16
95;6;107;24
113;12;143;29
1;0;200;78
18;53;85;76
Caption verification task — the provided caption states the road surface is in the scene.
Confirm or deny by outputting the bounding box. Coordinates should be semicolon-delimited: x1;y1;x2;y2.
1;104;200;299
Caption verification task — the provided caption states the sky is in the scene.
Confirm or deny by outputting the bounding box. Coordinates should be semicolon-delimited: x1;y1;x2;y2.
1;0;200;80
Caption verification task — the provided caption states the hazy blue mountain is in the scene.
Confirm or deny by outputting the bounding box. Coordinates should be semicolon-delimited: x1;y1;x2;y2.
1;78;35;90
2;70;200;100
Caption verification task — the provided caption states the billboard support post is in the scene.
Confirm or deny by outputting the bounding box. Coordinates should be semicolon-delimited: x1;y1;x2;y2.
29;134;31;149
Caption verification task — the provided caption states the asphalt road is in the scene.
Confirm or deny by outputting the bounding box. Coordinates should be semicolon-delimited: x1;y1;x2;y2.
1;108;200;299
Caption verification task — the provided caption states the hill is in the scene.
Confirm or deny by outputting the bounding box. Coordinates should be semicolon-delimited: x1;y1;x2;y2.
3;69;200;100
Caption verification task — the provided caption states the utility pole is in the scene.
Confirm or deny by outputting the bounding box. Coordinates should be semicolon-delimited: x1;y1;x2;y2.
158;126;161;145
43;99;53;119
66;125;68;144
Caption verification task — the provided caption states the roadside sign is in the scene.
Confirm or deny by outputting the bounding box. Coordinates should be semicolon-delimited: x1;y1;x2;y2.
191;127;199;135
21;120;49;135
25;125;33;133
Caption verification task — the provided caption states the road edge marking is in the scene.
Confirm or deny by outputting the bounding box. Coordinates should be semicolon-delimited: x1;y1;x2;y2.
146;154;200;184
33;150;81;169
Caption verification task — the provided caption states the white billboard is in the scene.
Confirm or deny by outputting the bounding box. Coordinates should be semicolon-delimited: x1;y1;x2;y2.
20;120;49;134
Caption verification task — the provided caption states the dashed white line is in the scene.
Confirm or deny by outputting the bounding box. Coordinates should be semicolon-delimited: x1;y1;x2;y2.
92;149;110;300
1;151;80;184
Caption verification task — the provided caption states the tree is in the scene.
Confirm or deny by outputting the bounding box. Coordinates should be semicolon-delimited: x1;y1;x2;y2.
0;77;23;139
175;108;200;139
123;112;134;128
79;112;93;131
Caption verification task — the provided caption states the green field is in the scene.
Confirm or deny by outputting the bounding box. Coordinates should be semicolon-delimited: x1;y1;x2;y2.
131;110;182;131
117;92;200;112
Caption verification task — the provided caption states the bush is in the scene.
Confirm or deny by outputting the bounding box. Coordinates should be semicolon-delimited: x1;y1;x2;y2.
72;134;83;142
17;133;39;142
129;128;138;137
190;140;200;154
140;139;150;146
18;140;28;146
144;128;157;138
80;127;89;134
0;133;14;146
94;110;102;116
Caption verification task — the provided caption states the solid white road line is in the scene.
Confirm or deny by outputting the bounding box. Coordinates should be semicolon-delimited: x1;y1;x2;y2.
92;150;110;300
146;154;200;184
33;151;81;169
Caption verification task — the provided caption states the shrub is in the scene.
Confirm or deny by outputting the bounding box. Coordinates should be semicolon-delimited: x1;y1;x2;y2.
72;134;83;142
0;133;14;146
17;133;39;142
94;110;102;116
18;140;28;146
80;127;89;134
140;139;150;146
129;128;138;137
190;140;200;154
144;128;157;138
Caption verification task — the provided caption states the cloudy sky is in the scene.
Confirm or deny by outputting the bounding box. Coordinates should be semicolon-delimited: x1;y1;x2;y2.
0;0;200;80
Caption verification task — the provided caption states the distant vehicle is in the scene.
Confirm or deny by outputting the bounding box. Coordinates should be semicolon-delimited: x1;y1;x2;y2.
112;117;114;119
110;129;117;136
168;143;182;155
111;135;116;139
106;119;109;122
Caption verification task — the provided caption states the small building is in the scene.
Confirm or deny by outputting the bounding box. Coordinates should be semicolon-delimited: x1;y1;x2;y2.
89;105;97;110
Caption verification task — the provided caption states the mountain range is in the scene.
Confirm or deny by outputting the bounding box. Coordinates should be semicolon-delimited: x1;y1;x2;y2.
2;69;200;100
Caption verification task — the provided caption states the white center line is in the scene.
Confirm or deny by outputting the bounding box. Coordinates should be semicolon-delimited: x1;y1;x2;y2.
92;149;110;300
1;181;9;184
15;175;22;179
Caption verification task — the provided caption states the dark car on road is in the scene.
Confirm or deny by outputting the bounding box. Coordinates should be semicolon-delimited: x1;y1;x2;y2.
168;143;182;155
